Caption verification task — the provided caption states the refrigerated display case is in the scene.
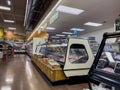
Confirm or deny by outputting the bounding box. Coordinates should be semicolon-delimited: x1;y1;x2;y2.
89;32;120;90
26;40;33;57
31;38;94;85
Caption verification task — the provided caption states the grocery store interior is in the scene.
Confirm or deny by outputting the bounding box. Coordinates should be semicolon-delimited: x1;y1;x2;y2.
0;0;120;90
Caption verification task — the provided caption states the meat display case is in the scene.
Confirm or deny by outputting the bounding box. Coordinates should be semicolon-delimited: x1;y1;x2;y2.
30;31;120;88
89;32;120;90
31;38;94;85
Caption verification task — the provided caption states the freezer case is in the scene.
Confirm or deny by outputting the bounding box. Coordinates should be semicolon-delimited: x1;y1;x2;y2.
89;32;120;89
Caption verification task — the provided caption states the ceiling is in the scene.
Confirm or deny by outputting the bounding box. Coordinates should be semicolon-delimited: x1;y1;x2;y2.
24;0;58;32
0;0;26;35
1;0;119;38
46;0;120;37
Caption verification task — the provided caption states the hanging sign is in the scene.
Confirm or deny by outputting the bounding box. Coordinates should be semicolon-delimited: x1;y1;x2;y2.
50;11;59;24
115;19;120;31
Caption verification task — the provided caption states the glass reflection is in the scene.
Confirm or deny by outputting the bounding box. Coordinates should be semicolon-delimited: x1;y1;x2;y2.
5;75;14;84
26;61;32;79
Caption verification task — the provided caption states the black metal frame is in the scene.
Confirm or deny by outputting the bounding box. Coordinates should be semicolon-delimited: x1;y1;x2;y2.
89;32;120;89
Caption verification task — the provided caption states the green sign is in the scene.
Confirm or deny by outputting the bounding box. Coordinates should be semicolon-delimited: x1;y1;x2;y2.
115;19;120;31
50;12;59;24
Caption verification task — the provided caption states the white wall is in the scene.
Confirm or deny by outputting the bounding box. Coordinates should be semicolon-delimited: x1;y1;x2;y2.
80;27;115;43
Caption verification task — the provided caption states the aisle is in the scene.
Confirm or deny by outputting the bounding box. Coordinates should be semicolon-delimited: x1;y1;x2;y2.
0;55;88;90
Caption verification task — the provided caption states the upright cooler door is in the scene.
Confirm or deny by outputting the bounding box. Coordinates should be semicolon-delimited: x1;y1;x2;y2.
63;39;94;77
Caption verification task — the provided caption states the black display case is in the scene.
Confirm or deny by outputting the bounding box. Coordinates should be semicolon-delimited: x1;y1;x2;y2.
89;32;120;89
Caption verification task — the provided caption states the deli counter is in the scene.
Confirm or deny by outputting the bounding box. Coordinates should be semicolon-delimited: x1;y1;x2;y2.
31;38;94;85
30;32;120;89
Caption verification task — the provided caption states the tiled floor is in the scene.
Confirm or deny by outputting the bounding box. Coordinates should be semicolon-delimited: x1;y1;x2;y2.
0;55;88;90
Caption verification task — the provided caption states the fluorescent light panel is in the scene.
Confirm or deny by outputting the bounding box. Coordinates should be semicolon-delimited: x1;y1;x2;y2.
62;32;73;35
71;28;85;31
4;20;14;23
0;6;11;11
56;34;66;37
56;5;84;15
7;0;11;6
46;27;55;30
1;86;11;90
84;22;103;27
51;36;60;38
8;27;16;30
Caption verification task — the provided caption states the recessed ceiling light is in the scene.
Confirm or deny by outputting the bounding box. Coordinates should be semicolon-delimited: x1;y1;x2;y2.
7;0;11;6
56;5;84;15
84;22;103;27
41;27;55;30
8;27;16;30
0;6;11;11
46;27;55;30
1;86;11;90
4;20;14;23
71;28;85;31
62;32;73;35
56;34;66;37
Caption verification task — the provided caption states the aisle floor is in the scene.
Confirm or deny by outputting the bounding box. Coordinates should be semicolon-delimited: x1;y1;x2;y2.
0;55;88;90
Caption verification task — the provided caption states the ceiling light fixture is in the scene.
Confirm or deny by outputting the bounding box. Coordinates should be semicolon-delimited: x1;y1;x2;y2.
62;32;73;35
8;27;16;30
71;28;85;31
56;34;66;37
51;36;60;38
41;27;55;30
0;6;11;11
1;86;11;90
84;22;103;27
56;5;84;15
46;27;55;30
7;0;11;6
4;20;14;23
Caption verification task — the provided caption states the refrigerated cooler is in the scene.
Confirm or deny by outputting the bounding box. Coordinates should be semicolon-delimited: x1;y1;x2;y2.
31;38;94;85
32;32;120;88
89;32;120;90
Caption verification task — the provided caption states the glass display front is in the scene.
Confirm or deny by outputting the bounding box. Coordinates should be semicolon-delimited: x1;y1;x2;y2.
69;44;88;63
96;38;120;74
39;44;67;63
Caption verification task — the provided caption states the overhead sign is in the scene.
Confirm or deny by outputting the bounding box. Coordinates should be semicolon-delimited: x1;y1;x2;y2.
73;30;78;35
50;11;59;24
115;19;120;31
